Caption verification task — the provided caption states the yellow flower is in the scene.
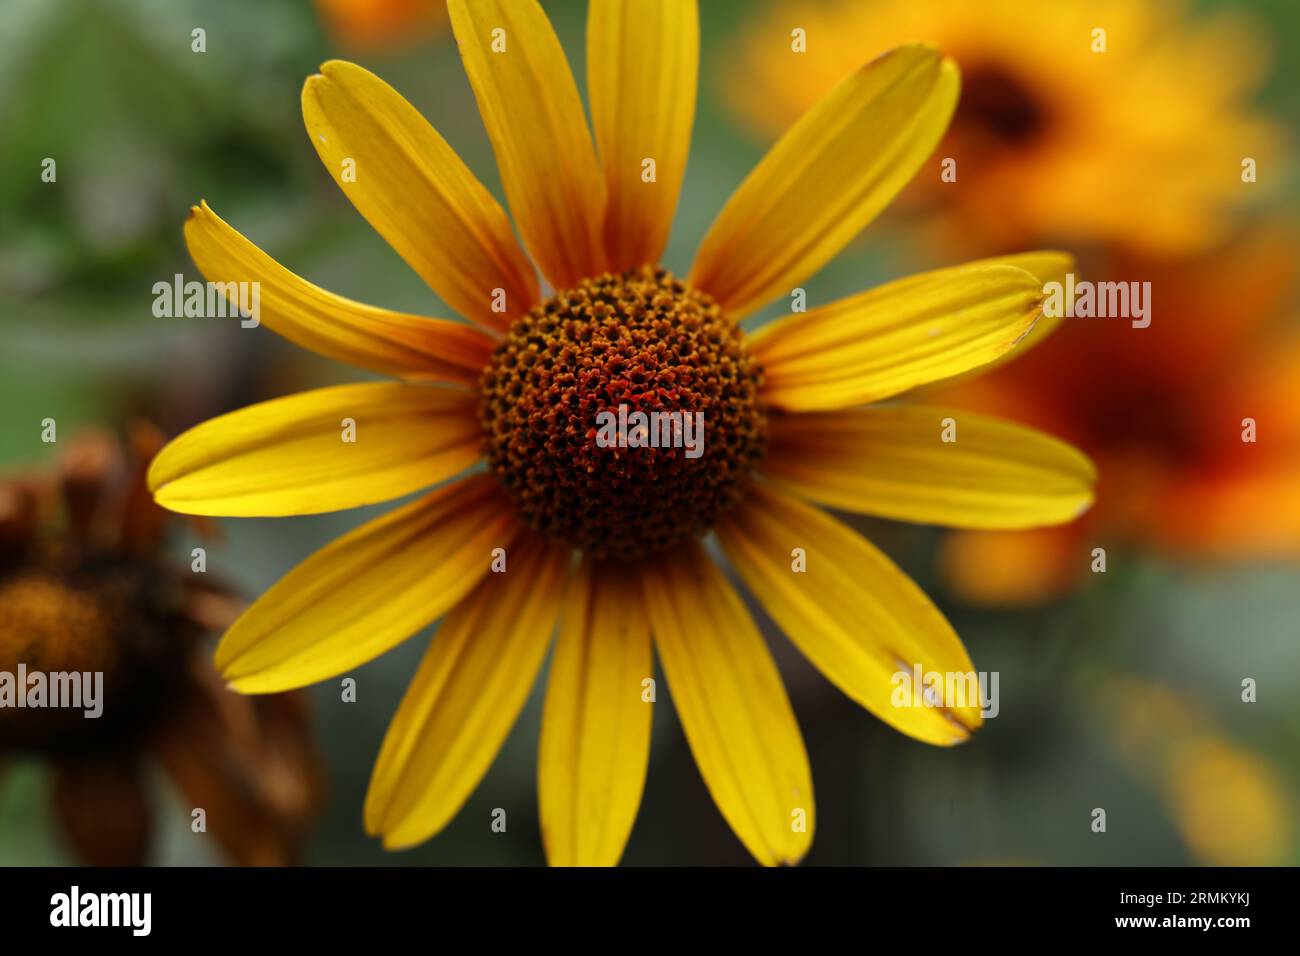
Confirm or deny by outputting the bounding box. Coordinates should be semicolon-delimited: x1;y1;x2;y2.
722;0;1283;256
150;0;1094;866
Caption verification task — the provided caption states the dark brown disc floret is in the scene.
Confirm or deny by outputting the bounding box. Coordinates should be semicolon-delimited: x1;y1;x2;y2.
480;266;767;560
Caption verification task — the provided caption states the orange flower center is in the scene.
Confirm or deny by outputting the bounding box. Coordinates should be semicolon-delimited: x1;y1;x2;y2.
479;266;767;560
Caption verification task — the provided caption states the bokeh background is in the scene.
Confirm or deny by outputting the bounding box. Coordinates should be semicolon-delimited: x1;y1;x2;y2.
2;0;1298;865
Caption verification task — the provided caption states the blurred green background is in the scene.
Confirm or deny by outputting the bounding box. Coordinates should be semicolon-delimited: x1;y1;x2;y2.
2;0;1298;865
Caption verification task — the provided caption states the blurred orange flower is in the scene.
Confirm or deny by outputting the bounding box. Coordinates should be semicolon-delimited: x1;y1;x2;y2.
936;229;1300;604
723;0;1282;256
314;0;447;52
0;427;322;864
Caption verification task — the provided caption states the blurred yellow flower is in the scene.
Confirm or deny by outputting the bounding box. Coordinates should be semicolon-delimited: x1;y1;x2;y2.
151;0;1094;865
722;0;1283;256
1098;678;1293;866
1166;737;1293;867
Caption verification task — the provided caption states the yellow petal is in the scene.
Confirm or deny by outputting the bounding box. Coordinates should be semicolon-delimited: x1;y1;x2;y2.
762;405;1096;529
365;532;570;849
217;475;517;694
751;263;1044;411
974;251;1073;288
185;202;495;383
716;483;982;746
963;251;1076;369
448;0;605;290
587;0;698;271
642;541;813;865
690;45;958;318
302;60;539;330
149;383;483;517
539;555;653;867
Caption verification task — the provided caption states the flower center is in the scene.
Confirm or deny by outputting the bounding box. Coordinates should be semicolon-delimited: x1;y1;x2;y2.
0;561;192;753
957;63;1048;146
480;266;767;560
0;572;120;676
